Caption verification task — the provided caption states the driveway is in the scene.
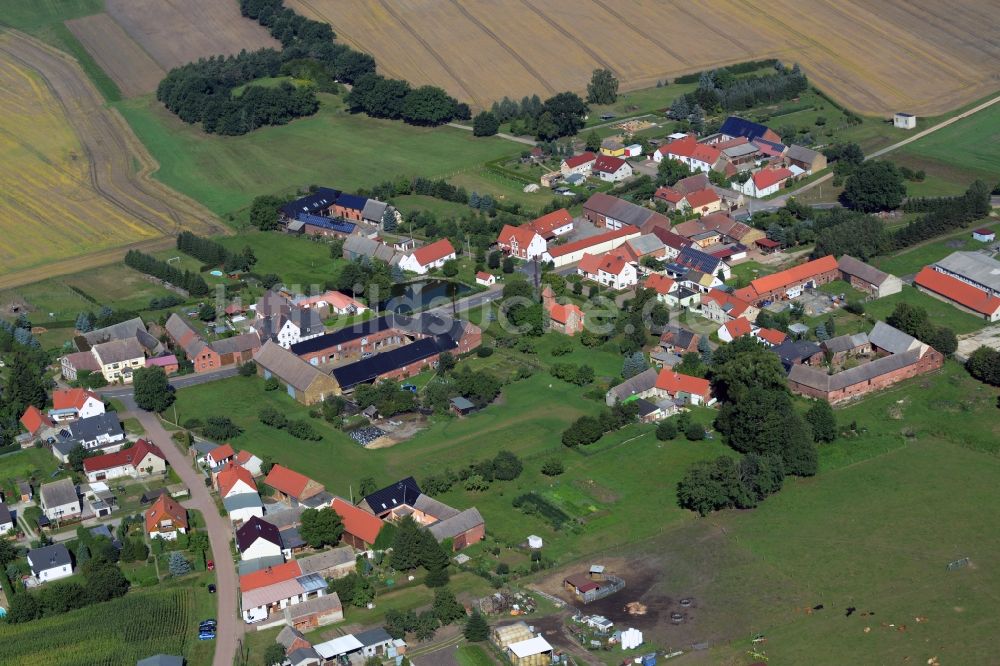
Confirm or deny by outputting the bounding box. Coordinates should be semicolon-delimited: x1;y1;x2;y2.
121;398;241;666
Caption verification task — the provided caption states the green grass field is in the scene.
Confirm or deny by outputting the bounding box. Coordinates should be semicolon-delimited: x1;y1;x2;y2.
455;644;495;666
871;220;1000;277
115;93;521;218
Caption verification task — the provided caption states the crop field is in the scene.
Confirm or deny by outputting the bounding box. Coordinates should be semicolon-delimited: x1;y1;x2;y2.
105;0;277;72
65;13;165;96
291;0;999;115
0;31;224;289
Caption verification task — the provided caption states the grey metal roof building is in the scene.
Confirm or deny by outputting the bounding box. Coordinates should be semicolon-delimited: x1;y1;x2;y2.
605;368;657;406
789;348;924;392
822;332;870;355
933;251;1000;295
40;478;79;509
68;412;123;443
868;321;921;355
427;507;485;541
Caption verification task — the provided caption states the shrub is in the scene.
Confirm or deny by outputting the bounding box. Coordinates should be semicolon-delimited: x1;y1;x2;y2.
656;419;678;441
541;458;564;476
476;346;494;358
684;421;705;441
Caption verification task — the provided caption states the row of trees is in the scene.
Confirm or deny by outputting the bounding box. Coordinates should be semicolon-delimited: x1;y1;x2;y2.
346;74;466;126
670;63;809;118
258;405;323;440
124;250;209;296
486;91;589;140
421;450;523;494
5;555;129;623
561;401;640;447
177;232;258;273
0;331;49;448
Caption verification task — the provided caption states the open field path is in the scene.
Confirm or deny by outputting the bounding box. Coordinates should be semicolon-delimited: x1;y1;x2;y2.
0;30;225;285
123;398;242;666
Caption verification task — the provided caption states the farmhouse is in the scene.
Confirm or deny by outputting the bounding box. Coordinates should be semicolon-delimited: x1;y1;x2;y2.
699;289;758;324
28;544;73;583
914;252;1000;320
673;245;731;280
655;135;720;173
788;322;944;403
716;116;783;144
542;225;641;268
91;337;145;383
342;236;405;265
718;316;754;343
254;341;341;404
237;516;286;561
659;325;701;355
734;255;839;305
83;439;166;483
240;560;331;625
265;465;325;504
166;314;262;372
39;478;81;522
497;224;547;259
360;477;484;550
673;213;763;248
592;154;632;182
837;255;903;298
541;286;585;336
49;388;104;423
733;167;794;197
560;151;597;176
398;239;456;274
577;252;638;291
783;144;827;174
291;290;367;317
280;188;388;235
656;369;714;406
529;208;574;238
145;494;188;540
330;498;384;550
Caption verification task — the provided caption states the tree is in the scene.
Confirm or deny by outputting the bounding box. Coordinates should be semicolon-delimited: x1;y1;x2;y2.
656;419;678;441
841;160;906;212
622;351;649;379
202;416;242;441
710;338;788;402
442;259;459;277
715;387;817;476
805;401;837;443
167;551;191;576
487;250;501;270
685;421;705;441
263;643;287;666
68;443;94;473
541;458;564;476
358;477;377;497
966;346;1000;386
351;575;375;607
464;609;489;641
421;532;450;588
502;256;514;274
390;516;424;571
585;130;602;152
299;508;344;548
492;450;523;481
0;539;19;568
541;92;588;138
83;558;130;603
401;86;456;125
382;207;398;232
133;367;175;412
75;311;95;333
433;587;466;624
586;68;618;104
472;111;499;137
414;611;439;640
656;158;689;186
677;456;743;515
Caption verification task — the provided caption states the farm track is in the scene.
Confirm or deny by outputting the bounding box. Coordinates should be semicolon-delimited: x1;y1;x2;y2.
0;30;224;289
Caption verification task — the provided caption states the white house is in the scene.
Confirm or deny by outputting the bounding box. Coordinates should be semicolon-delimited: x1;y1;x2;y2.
145;494;188;540
236;516;286;561
560;151;597;177
530;209;575;238
497;224;547;260
475;272;496;286
224;493;265;526
39;478;81;522
592;155;633;182
217;463;259;499
732;167;793;198
28;544;73;583
893;112;916;129
655;135;720;173
0;502;14;534
83;439;166;483
48;388;105;423
399;239;456;275
240;561;329;624
578;253;638;291
276;308;324;350
235;450;264;477
717;317;754;343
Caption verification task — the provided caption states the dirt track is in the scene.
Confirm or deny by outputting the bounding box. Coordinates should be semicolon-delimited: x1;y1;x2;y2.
0;30;226;289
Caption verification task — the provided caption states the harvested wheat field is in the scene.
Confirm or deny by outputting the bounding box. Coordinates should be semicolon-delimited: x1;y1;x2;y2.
66;13;165;96
0;31;223;287
292;0;1000;114
105;0;278;71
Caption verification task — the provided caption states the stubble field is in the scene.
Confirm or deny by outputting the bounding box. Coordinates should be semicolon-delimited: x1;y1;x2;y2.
65;13;165;96
291;0;1000;115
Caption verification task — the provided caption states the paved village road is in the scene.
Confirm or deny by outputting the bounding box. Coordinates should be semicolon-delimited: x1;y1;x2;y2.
123;399;242;666
98;366;240;401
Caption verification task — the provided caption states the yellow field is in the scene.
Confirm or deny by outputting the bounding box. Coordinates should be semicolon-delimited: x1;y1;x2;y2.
0;53;158;273
291;0;1000;115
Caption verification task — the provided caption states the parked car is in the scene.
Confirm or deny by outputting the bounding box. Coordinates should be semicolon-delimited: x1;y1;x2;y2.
199;619;217;630
198;632;216;641
207;560;215;571
208;584;216;594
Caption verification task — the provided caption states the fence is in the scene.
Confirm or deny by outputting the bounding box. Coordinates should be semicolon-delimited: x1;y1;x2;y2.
579;574;625;604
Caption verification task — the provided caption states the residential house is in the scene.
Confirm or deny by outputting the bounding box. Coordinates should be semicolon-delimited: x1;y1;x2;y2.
655;369;714;406
784;144;827;174
673;212;764;247
542;225;641;268
733;167;793;198
291;290;367;317
67;412;126;452
734;255;839;305
279;187;341;221
225;493;265;526
771;340;825;370
718;317;754;343
265;464;325;504
20;406;55;439
592;155;632;182
560;152;597;177
331;498;384;550
91;337;145;383
217;462;258;499
643;275;700;308
273;309;323;350
659;325;701;355
146;355;179;375
754;327;787;347
577;253;638;291
838;255;902;298
207;443;236;468
83;439;166;483
237;516;286;561
683;188;722;214
599;138;625;157
700;289;758;323
28;544;73;583
39;478;81;522
0;502;13;534
716;116;782;144
654;135;721;173
49;388;105;423
398;239;456;275
475;272;496;286
254;341;342;404
529;209;574;238
644;224;690;261
146;494;188;540
653;186;688;211
674;245;731;280
240;561;330;624
541;286;585;336
298;547;355;579
360;478;484;550
605;368;658;406
497;224;547;260
235;449;264;477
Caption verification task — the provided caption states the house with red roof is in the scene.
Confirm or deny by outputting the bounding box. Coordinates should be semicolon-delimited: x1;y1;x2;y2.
733;167;794;198
331;498;384;549
592;155;633;182
577;252;638;291
235;449;264;477
497;224;547;260
20;406;55;438
755;327;788;347
718;317;754;343
217;462;259;499
654;135;721;173
207;443;236;469
49;388;104;423
655;369;714;406
700;289;759;324
265;464;325;503
541;286;585;336
398;239;456;275
475;271;496;287
643;274;700;308
530;209;574;238
145;494;188;540
685;188;722;214
653;186;686;211
84;439;166;483
542;225;641;268
734;255;839;305
560;151;597;177
914;266;1000;321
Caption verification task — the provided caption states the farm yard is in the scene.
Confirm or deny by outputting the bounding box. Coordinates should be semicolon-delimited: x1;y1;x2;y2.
291;0;999;115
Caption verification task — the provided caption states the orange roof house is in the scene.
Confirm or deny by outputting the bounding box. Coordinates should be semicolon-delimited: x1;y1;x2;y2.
530;209;574;238
264;464;325;502
737;255;839;304
751;167;793;192
756;327;788;347
207;443;236;467
722;317;753;340
914;267;1000;320
145;494;188;538
239;560;302;592
52;388;100;412
644;274;676;295
331;498;384;549
655;369;713;404
411;239;456;267
20;405;53;436
217;463;258;498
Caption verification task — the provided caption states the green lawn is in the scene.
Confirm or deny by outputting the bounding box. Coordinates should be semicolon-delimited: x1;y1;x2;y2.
115;93;520;218
0;447;67;499
455;644;496;666
871;220;1000;277
394;195;478;221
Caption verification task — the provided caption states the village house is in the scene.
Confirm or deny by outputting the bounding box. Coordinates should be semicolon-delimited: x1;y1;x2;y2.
342;235;406;265
732;167;794;198
39;478;81;522
398;239;456;275
734;255;840;305
837;255;903;299
360;477;485;550
240;561;335;626
265;465;326;505
599;138;625;157
582;192;664;231
290;290;368;318
217;462;259;499
643;274;700;308
715;116;783;144
699;289;759;324
672;245;732;281
577;252;638;291
145;494;188;540
330;498;384;550
541;286;585;336
673;212;765;248
48;388;104;423
28;544;73;583
167;313;263;371
560;151;597;177
754;327;787;347
91;337;145;383
718;316;754;343
235;449;264;477
783;144;827;174
644;224;691;261
237;516;287;561
529;209;574;238
0;503;13;534
659;325;701;355
225;493;265;526
655;369;714;406
497;224;547;260
83;439;166;483
541;225;641;268
771;339;825;370
20;406;56;440
254;341;342;404
592;154;632;182
475;271;496;286
206;442;236;468
49;412;128;464
654;134;720;173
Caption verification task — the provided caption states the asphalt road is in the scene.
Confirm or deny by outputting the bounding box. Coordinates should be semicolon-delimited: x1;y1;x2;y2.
98;366;239;400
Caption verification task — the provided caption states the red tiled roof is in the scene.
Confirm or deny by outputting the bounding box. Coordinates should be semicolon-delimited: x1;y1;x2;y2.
747;255;838;297
563;152;597;169
547;226;639;258
497;224;540;248
265;464;322;499
756;327;787;345
654;186;685;204
914;267;1000;316
579;252;629;276
702;289;752;319
593;154;628;174
239;560;302;592
217;463;258;497
752;167;793;190
85;439;164;473
208;443;236;464
648;226;691;251
52;388;99;411
655;369;712;399
548;301;584;325
331;498;383;545
685;188;720;209
20;405;53;435
411;239;456;267
644;274;675;295
661;135;720;165
755;238;782;248
476;271;494;281
973;228;994;236
724;317;753;339
530;209;573;236
145;493;187;534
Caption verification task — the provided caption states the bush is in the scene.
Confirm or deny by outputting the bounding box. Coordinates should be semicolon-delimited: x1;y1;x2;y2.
476;346;494;358
286;420;322;441
202;416;242;441
656;419;678;441
684;421;705;441
263;377;280;391
541;458;564;476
